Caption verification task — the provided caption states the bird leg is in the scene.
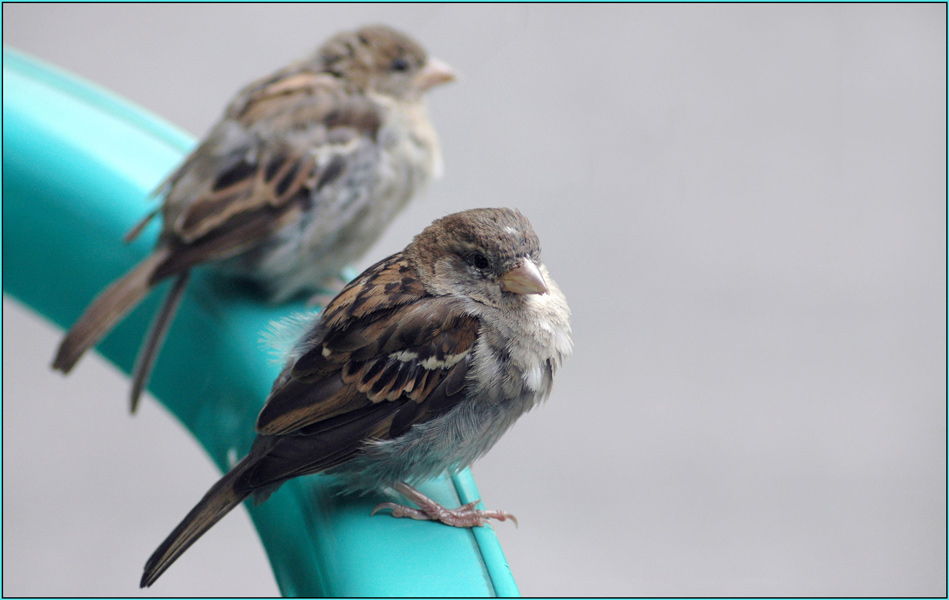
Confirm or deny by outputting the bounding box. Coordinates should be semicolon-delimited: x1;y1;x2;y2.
371;482;517;528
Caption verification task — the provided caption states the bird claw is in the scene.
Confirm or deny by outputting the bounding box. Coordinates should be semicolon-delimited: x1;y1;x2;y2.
371;482;517;528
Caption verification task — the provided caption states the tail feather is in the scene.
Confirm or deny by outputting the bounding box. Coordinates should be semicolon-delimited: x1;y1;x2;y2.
129;271;191;413
140;460;254;588
52;247;172;373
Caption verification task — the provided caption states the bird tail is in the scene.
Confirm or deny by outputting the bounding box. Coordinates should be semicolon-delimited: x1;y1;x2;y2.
140;458;254;588
51;247;172;375
128;270;191;413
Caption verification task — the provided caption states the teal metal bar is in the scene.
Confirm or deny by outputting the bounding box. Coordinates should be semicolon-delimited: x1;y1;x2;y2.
2;47;520;597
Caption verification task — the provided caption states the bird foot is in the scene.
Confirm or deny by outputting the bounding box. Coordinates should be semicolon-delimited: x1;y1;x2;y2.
371;482;517;528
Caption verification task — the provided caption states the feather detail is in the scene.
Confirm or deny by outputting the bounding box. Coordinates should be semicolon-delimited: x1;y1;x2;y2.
255;254;478;437
259;310;322;365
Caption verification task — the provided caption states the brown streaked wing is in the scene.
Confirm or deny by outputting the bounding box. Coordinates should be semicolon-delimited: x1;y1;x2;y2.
242;398;413;489
317;254;426;329
255;376;372;437
256;295;479;437
171;147;319;243
244;355;474;490
162;68;382;251
149;200;302;282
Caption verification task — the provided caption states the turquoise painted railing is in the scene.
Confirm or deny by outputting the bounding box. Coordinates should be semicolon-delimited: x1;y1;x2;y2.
2;47;519;597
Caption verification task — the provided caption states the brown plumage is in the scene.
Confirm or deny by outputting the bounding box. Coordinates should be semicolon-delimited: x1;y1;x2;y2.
52;25;455;412
140;208;573;587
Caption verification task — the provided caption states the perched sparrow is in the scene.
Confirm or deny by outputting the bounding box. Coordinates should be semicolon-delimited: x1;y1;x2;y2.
52;25;455;412
139;208;573;587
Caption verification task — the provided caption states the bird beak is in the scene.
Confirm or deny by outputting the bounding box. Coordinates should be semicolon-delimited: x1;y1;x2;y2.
500;259;549;295
415;57;457;91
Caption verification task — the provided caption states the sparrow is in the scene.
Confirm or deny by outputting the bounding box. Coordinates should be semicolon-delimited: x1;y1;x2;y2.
52;24;456;412
139;207;573;587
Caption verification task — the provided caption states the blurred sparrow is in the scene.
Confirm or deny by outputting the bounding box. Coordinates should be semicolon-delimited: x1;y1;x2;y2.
52;24;455;412
139;208;573;587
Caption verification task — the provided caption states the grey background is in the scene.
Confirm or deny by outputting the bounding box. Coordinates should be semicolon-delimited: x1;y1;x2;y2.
3;3;945;597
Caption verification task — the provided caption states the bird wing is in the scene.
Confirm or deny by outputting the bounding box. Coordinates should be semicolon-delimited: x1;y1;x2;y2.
246;254;480;481
147;69;382;280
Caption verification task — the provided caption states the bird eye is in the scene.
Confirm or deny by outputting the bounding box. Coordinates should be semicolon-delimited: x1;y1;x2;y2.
390;57;410;72
466;253;490;270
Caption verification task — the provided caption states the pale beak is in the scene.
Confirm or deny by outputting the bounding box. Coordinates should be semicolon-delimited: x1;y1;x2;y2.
500;259;548;295
414;56;457;91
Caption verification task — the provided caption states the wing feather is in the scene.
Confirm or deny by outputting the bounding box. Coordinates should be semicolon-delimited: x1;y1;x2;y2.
255;257;480;440
150;69;383;276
